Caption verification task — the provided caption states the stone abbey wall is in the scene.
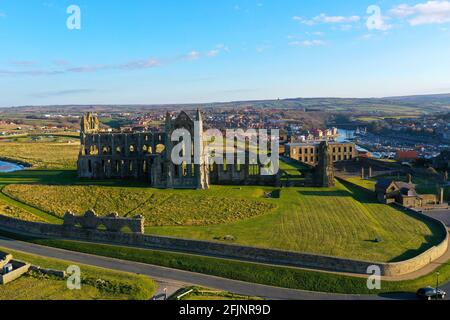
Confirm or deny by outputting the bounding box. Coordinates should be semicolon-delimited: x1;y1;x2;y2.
0;212;447;277
63;210;145;234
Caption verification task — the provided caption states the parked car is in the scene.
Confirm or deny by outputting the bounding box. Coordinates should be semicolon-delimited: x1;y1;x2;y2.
416;287;446;300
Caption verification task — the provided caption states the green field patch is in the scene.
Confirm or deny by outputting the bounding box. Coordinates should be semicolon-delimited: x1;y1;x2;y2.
0;141;79;170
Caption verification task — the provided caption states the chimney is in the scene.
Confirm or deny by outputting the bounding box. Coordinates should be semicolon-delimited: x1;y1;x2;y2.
407;174;413;184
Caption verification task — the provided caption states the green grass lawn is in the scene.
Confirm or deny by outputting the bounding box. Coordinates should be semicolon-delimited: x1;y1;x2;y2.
0;169;444;262
174;287;261;300
0;246;156;300
148;181;445;263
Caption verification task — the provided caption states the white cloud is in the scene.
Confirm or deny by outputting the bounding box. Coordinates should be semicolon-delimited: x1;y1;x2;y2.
306;31;325;36
292;16;315;26
206;44;230;57
390;1;450;26
315;13;360;24
185;51;201;60
294;13;360;26
289;40;325;47
207;49;220;57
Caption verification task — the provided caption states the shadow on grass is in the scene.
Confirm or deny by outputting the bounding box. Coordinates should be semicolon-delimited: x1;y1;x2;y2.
0;170;151;188
389;235;447;263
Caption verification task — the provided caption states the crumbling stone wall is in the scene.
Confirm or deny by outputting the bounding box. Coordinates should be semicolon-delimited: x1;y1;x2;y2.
63;210;145;234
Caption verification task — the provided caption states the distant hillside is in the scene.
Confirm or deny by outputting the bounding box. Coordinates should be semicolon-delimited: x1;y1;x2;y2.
3;93;450;114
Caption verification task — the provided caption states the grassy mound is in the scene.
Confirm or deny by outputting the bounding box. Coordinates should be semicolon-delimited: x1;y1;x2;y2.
3;185;277;227
2;179;444;262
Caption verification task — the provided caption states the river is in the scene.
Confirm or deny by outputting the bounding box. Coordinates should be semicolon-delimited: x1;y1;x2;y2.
336;128;376;156
0;160;25;173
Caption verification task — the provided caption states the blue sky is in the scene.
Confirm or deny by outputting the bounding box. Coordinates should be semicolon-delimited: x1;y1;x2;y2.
0;0;450;107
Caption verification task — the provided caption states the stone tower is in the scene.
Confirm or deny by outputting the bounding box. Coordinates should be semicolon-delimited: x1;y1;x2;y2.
315;141;335;187
164;112;175;188
194;109;209;190
80;112;100;137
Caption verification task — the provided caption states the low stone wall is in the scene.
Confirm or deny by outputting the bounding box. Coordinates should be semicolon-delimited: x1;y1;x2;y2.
30;265;66;278
0;212;448;277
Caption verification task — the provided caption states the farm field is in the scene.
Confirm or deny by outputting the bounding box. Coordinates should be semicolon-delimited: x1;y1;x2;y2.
0;138;79;170
0;247;156;300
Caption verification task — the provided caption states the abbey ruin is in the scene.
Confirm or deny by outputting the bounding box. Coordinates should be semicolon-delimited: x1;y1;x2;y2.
77;111;282;189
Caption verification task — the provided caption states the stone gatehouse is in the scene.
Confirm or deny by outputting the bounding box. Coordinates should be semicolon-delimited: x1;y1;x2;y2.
77;111;281;189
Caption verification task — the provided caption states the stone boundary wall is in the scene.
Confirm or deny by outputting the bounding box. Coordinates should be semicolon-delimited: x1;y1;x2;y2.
0;212;447;277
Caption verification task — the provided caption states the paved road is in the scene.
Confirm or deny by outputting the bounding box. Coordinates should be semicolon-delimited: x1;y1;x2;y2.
0;236;401;300
424;208;450;228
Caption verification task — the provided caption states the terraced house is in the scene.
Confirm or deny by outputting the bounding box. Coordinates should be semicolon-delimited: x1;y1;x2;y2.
285;142;357;166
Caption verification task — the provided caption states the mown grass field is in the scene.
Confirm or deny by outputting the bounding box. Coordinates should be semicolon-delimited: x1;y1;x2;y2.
0;247;156;300
1;172;444;262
